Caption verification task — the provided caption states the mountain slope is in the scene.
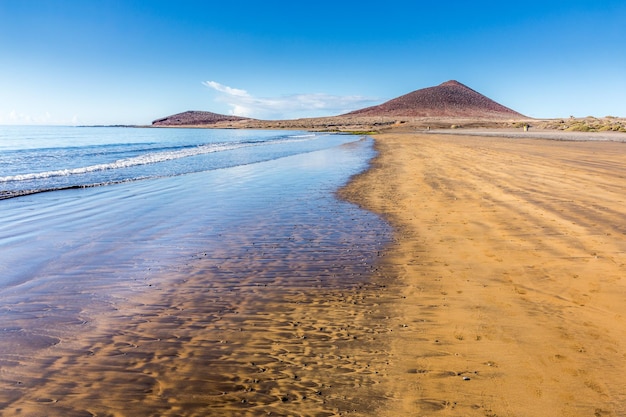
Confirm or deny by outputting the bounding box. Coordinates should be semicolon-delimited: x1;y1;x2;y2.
344;80;524;118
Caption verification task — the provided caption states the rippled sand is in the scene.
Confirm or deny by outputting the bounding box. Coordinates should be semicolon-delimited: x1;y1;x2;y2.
0;141;393;417
340;131;626;416
1;240;393;416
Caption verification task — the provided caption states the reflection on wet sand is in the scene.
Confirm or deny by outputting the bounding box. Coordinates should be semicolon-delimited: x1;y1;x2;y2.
2;212;392;417
0;140;393;416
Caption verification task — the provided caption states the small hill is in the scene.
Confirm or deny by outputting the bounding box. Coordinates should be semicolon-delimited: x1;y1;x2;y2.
152;111;251;126
344;80;524;119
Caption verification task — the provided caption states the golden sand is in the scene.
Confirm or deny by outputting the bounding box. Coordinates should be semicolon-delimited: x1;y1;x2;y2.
4;131;625;416
340;132;626;416
1;191;393;417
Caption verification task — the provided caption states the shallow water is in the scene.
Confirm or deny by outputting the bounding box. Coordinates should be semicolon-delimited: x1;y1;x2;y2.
0;130;392;416
0;126;360;199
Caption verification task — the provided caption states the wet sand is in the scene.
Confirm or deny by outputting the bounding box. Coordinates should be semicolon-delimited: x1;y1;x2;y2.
1;239;394;417
340;132;626;416
0;139;395;417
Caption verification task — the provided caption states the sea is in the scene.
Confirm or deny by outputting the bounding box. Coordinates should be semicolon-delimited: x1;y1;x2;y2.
0;126;392;415
0;126;370;200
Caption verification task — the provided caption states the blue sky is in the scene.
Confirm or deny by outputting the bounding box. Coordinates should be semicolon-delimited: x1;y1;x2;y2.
1;0;624;125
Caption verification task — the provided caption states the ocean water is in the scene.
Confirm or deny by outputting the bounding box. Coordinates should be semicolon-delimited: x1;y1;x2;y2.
0;126;392;415
0;126;387;291
0;126;362;199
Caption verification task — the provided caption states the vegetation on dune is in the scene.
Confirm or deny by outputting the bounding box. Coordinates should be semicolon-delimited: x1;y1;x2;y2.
531;117;626;133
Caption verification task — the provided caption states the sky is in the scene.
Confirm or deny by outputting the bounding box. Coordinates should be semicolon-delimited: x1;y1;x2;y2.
0;0;624;125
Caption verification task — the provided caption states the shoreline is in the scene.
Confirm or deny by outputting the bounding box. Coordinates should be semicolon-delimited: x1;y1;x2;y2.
3;126;625;415
340;131;626;416
0;135;394;416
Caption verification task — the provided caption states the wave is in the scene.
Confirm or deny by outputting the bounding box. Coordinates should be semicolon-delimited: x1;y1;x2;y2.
0;136;312;183
0;179;139;200
288;134;317;138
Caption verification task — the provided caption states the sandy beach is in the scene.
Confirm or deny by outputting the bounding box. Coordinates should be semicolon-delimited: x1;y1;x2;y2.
340;131;626;416
3;128;626;416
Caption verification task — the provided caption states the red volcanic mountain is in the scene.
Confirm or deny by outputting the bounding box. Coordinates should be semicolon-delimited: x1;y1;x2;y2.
344;80;524;119
152;110;251;126
152;81;523;127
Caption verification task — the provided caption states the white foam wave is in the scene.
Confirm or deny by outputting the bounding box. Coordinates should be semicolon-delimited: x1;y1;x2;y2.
0;142;248;182
289;134;317;138
0;133;321;184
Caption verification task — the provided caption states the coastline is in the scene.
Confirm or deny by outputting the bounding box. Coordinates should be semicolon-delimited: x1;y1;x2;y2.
3;126;626;415
0;134;394;416
340;131;626;416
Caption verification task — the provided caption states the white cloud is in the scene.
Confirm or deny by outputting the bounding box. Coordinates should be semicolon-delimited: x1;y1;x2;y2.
204;81;249;98
7;110;33;124
202;81;379;119
0;110;79;126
